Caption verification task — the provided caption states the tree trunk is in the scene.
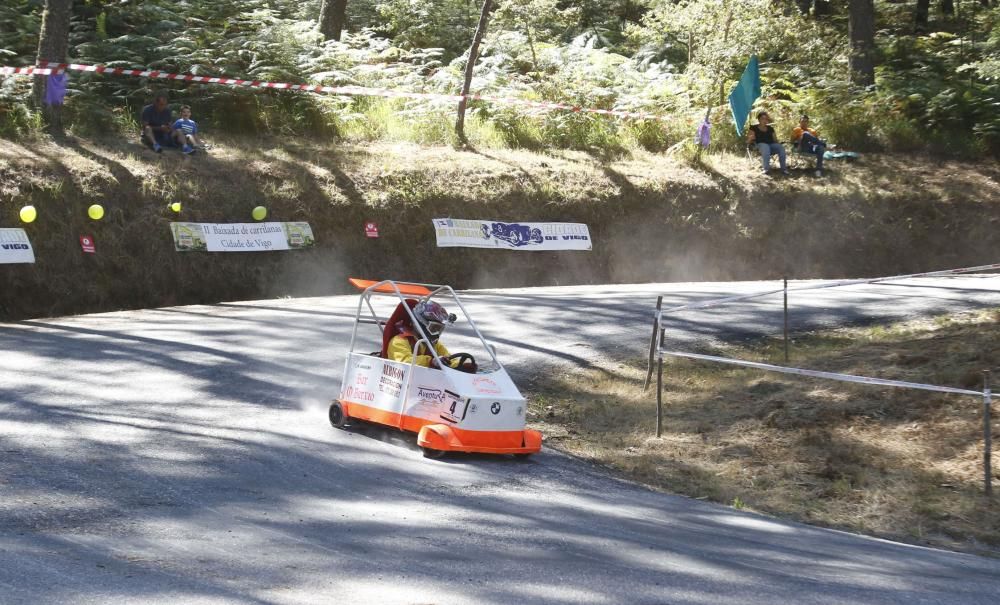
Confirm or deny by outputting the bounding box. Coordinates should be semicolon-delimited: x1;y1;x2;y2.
915;0;930;31
524;22;538;75
33;0;73;136
848;0;876;88
939;0;955;15
318;0;349;42
455;0;494;146
718;6;734;106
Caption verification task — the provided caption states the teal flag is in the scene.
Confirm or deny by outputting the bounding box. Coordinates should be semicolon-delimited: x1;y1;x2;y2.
728;55;761;137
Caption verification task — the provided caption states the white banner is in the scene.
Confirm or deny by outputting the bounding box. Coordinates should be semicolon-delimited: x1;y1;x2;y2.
433;218;592;251
170;222;315;252
0;228;35;264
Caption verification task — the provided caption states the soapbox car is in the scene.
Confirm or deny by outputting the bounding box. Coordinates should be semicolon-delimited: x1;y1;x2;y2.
329;278;542;458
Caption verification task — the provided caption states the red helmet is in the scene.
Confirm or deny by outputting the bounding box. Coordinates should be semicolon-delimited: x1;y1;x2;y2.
413;301;454;340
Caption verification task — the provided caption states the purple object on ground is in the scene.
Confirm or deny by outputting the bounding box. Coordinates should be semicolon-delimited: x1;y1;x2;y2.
44;73;67;106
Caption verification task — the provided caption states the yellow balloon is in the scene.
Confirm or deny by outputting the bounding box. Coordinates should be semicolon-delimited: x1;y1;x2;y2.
19;205;37;223
88;204;105;220
252;206;267;221
169;202;182;213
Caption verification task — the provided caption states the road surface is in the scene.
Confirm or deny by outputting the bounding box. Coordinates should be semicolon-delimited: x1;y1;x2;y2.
2;276;999;604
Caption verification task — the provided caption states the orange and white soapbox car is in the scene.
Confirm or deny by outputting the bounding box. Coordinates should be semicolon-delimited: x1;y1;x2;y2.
328;279;542;458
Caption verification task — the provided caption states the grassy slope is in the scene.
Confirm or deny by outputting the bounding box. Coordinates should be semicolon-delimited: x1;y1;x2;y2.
1;134;999;319
529;309;1000;555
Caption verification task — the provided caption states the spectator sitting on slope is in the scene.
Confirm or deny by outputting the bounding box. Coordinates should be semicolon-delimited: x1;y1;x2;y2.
747;111;789;176
172;105;203;155
792;114;828;177
140;93;174;153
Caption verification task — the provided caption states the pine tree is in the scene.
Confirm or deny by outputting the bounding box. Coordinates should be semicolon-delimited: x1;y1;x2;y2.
848;0;876;88
319;0;349;41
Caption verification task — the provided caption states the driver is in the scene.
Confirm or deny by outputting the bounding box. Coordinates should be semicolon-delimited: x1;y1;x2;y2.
388;301;461;369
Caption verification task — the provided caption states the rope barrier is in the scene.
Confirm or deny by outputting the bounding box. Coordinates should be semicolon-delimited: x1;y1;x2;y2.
658;349;982;396
658;262;1000;316
0;61;669;123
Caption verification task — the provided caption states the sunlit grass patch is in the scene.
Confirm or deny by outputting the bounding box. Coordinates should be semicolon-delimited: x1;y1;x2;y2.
527;308;1000;555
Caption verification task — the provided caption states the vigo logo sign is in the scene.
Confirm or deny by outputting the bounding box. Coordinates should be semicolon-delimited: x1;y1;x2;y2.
0;228;35;264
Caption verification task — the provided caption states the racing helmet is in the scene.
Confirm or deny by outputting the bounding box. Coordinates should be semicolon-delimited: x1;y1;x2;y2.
412;300;455;341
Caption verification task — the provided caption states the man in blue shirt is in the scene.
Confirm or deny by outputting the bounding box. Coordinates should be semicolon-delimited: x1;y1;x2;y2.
171;105;202;155
140;94;173;153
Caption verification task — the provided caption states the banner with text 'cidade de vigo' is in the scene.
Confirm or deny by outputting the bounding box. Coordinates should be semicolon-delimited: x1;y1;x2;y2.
0;228;35;264
170;222;315;252
433;218;592;251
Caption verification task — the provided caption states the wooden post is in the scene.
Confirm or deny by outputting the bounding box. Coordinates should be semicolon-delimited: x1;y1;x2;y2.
643;296;663;391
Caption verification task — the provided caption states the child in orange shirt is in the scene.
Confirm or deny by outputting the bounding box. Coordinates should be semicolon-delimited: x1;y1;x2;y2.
792;114;827;177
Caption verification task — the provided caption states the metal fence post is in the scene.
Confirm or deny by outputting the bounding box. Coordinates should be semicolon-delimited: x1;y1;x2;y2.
783;277;789;363
656;345;664;438
643;296;663;391
984;371;993;498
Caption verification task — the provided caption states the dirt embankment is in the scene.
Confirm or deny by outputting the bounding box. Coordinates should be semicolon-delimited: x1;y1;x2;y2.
2;137;999;320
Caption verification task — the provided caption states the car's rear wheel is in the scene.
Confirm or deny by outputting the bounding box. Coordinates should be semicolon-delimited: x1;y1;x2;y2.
328;402;347;428
422;447;447;459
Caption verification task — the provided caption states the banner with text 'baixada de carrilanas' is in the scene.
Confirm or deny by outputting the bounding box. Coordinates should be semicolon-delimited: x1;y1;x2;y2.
170;222;315;252
433;218;591;251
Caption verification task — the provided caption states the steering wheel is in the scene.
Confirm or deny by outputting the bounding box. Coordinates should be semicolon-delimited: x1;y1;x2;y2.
442;352;478;374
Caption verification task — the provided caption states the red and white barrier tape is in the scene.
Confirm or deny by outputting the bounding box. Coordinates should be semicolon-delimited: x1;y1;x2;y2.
0;61;667;122
658;262;1000;316
658;349;984;396
0;66;56;76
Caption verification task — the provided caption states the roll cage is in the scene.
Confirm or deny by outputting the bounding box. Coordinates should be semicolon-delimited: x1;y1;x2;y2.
346;278;502;372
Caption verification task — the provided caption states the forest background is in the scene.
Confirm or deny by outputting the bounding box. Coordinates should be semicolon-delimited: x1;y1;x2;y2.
1;0;999;157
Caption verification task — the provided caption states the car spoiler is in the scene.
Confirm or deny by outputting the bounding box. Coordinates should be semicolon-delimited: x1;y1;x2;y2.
348;278;433;297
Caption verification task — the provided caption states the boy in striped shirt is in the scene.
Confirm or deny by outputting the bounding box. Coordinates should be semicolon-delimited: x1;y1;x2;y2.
172;106;202;155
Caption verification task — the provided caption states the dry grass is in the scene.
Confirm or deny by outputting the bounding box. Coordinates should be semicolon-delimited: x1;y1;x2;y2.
527;309;1000;555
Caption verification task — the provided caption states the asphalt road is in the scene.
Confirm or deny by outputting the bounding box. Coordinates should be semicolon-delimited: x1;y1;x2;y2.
2;275;1000;604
